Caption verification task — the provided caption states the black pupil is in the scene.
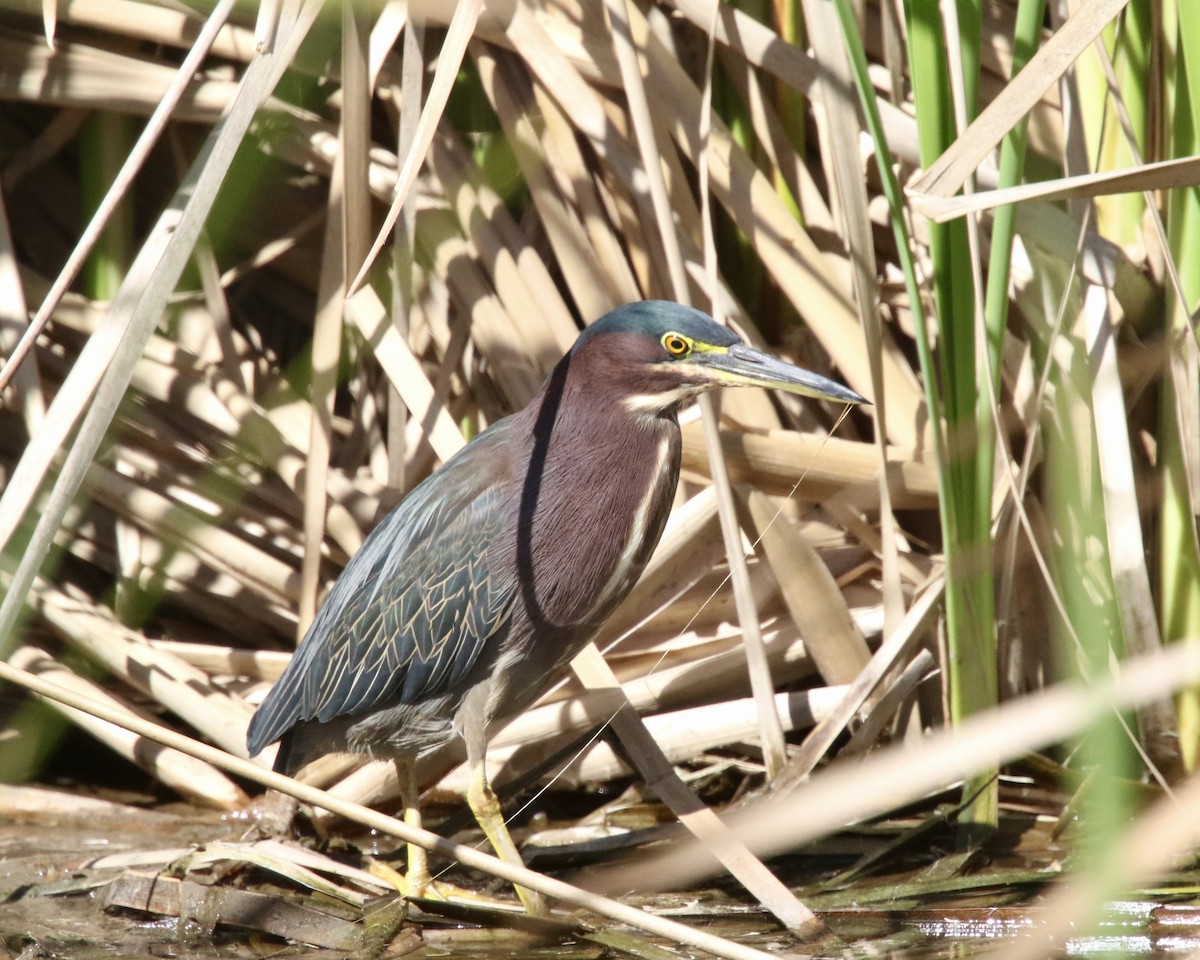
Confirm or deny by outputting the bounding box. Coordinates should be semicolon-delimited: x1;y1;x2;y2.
669;337;684;353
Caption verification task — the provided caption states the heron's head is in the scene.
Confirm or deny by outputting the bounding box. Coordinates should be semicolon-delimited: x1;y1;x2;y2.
571;301;869;416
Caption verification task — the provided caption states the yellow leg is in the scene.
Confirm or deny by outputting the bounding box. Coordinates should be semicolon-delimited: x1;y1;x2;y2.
466;760;547;916
396;759;431;893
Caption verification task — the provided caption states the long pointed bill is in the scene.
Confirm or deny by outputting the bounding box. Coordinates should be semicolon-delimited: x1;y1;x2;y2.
698;343;869;405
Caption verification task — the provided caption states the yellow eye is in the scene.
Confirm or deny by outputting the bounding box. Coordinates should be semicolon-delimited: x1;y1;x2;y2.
662;333;691;357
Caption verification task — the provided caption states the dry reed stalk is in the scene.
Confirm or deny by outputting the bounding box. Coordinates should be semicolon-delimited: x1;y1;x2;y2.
346;286;466;461
594;641;1200;895
147;639;290;682
680;421;939;506
909;0;1132;203
568;646;825;935
0;32;242;122
169;840;377;907
16;0;259;63
477;57;617;319
767;578;945;794
439;684;851;791
34;585;266;763
0;783;166;818
740;487;872;685
0;197;44;428
8;646;247;809
843;647;937;755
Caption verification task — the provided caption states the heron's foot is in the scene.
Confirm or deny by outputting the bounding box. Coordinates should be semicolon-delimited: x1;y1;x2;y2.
367;857;512;906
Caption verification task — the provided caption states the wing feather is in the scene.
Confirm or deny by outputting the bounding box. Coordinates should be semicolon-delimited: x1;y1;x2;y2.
246;421;520;756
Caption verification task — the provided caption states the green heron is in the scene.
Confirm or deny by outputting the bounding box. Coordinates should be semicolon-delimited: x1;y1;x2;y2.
247;300;866;912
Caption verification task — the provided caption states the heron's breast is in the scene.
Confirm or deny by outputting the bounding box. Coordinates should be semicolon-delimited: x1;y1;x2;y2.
585;432;677;615
512;422;680;632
